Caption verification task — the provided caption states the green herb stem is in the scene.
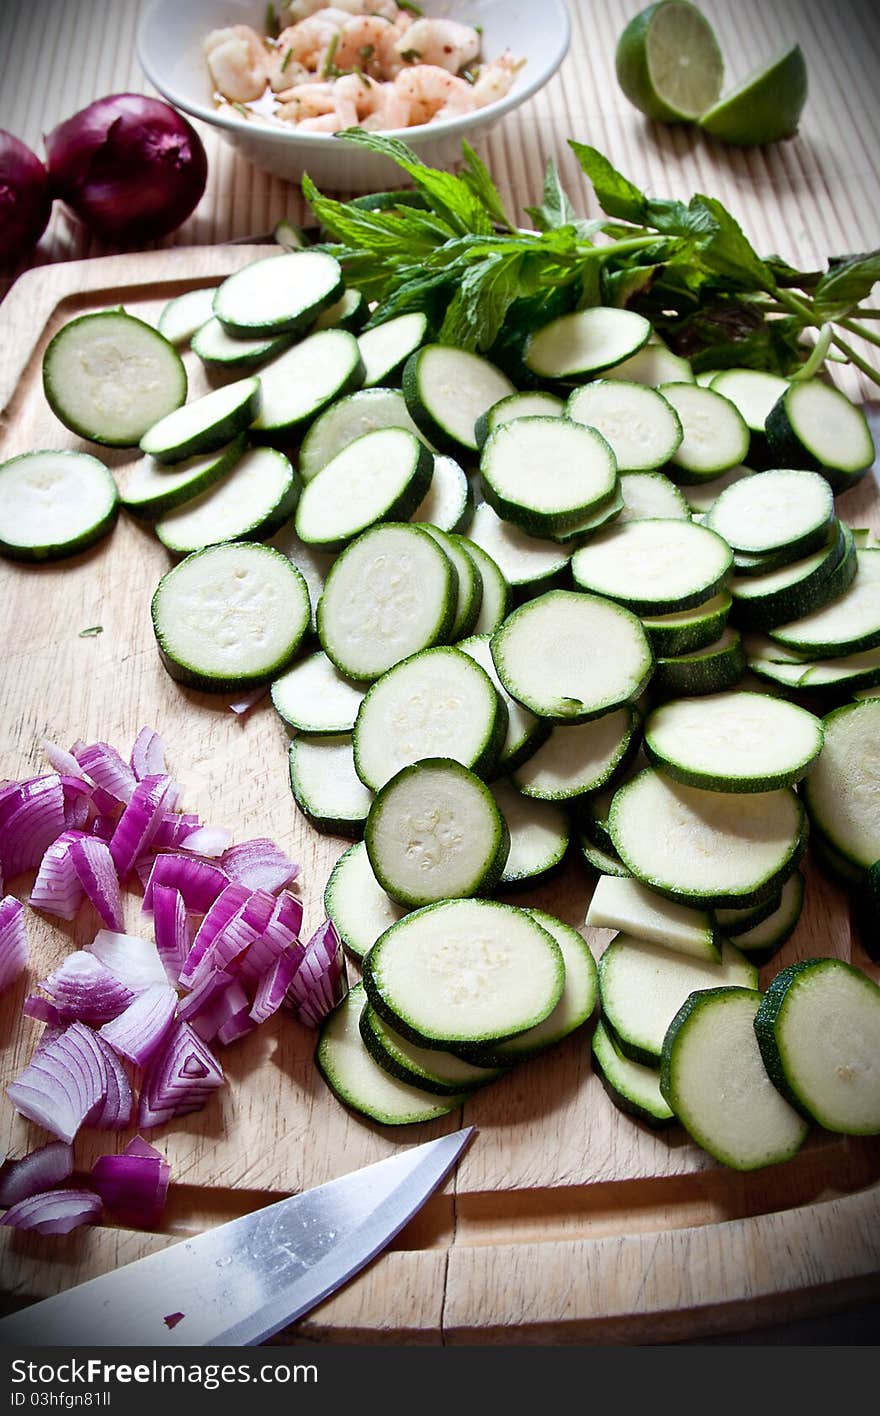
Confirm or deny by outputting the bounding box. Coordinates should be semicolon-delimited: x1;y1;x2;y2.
830;331;880;386
838;316;880;350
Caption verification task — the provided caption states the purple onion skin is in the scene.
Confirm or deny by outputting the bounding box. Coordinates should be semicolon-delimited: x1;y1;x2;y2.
0;130;52;268
45;94;208;245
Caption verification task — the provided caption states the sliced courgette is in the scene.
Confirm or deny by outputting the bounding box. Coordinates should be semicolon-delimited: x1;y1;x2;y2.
591;1019;674;1127
140;377;261;464
566;380;683;471
155;447;298;554
288;733;372;837
295;428;432;551
403;344;515;455
272;651;365;735
0;450;118;562
802;698;880;869
480;416;618;536
214;250;343;336
571;518;733;616
644;691;823;791
324;840;406;961
524;307;651;381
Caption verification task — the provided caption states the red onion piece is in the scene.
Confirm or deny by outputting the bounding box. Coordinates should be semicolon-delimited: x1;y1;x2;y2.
286;920;347;1029
89;814;117;841
188;890;276;990
110;775;174;880
250;944;304;1025
152;884;192;986
164;1312;185;1329
179;970;248;1042
0;130;52;267
85;929;167;991
74;741;136;806
236;889;304;989
30;830;86;920
7;1022;107;1143
23;994;65;1026
221;839;300;895
178;882;251;989
33;952;134;1025
0;896;28;994
0;775;66;877
68;835;124;931
142;852;229;914
138;1021;225;1129
217;1006;257;1046
98;983;177;1067
228;688;268;717
45;94;208;244
91;1136;170;1228
42;739;88;781
0;1141;74;1207
88;1032;133;1130
179;825;232;858
130;728;166;782
1;1187;102;1235
150;812;202;851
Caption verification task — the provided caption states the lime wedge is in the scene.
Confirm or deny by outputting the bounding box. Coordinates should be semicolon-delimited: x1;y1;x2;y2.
699;46;808;145
616;1;724;123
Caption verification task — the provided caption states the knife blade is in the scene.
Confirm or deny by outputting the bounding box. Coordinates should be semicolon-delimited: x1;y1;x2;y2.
0;1127;474;1348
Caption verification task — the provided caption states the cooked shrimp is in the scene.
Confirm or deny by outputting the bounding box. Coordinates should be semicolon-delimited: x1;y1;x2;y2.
395;18;481;75
332;16;397;77
472;51;525;108
275;80;337;121
280;0;330;22
296;113;347;131
275;9;350;69
360;81;410;130
204;26;269;103
394;64;477;124
267;48;310;92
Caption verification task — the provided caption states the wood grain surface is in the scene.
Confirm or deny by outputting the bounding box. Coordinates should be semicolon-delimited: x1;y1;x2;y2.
0;0;879;1345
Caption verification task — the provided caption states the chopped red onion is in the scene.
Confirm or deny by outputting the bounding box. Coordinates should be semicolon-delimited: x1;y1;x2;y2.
88;1031;133;1130
98;983;177;1066
85;929;167;991
34;1022;65;1053
150;812;202;850
286;920;347;1029
41;739;88;781
217;1006;257;1046
33;952;134;1025
130;728;166;782
164;1312;185;1330
7;1022;107;1142
138;1021;225;1129
89;814;117;841
91;1135;170;1228
179;824;232;858
221;839;300;895
179;970;248;1042
236;889;303;989
1;1187;102;1235
152;884;191;986
74;741;136;806
250;944;304;1025
142;852;229;914
23;994;65;1026
30;830;86;920
61;775;94;831
228;688;268;717
188;890;276;990
0;775;66;877
110;775;175;880
69;835;124;931
0;1141;74;1207
177;882;251;989
0;896;28;994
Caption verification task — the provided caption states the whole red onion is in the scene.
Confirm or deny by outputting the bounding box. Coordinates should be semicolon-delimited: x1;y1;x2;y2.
0;130;52;267
45;93;208;245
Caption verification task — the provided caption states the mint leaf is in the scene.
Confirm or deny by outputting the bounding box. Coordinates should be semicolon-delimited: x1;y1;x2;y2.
440;252;523;351
526;158;579;232
336;129;493;234
302;174;443;257
688;195;777;292
812;249;880;317
460;141;515;231
568;142;646;224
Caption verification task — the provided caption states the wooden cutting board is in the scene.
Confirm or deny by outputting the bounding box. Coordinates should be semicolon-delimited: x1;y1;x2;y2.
0;247;878;1345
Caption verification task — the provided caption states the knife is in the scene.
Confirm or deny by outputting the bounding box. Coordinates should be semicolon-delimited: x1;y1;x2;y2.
0;1126;474;1348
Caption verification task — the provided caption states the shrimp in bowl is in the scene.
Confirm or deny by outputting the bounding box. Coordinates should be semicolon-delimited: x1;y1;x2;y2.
204;1;524;133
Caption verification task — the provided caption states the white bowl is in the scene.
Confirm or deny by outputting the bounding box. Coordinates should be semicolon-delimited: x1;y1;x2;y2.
138;0;571;192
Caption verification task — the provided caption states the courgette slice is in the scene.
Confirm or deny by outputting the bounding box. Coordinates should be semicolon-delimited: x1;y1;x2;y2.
461;540;513;635
155;447;298;554
353;646;505;791
730;871;804;962
465;502;570;595
644;691;823;792
510;707;638;801
457;634;549;775
591;1020;674;1127
475;390;564;447
44;310;187;448
618;471;691;522
359;1001;502;1096
358;312;429;387
706;468;834;558
480;417;619;536
490;782;570;887
566;380;683;472
191;318;294;370
603;343;694;386
362;898;564;1048
659;383;751;481
140;377;261;464
157;287;216;347
586;875;719;962
298;387;421;484
252;329;364;437
802;699;880;869
524;307;651;381
641;591;732;657
403;344;515;455
0;450;118;562
411;454;471;534
420;525;482;639
652;620;745;697
119;437;246;520
288;733;372;838
272;651;365;735
365;758;509;908
767;549;880;658
490;589;653;724
316;985;467;1125
660;986;810;1170
598;935;758;1067
295;428;432;551
730;521;856;630
754;958;880;1134
609;768;806;908
765;379;875;491
214;250;343;336
317;521;455;681
151;541;310;691
570;518;733;616
324;840;406;961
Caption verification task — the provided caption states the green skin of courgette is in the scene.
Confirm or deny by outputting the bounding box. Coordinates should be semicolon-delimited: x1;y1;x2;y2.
158;468;301;558
122;435;247;520
765;397;873;493
357;1003;496;1097
591;1027;675;1130
855;860;880;962
731;523;857;631
732;521;833;577
753;958;880;1128
651;634;747;700
214;259;344;338
641;595;733;658
287;745;369;841
253;350;365;442
579;832;632;878
144;380;262;465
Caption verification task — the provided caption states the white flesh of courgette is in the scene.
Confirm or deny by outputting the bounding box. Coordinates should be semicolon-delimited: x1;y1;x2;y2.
591;1019;674;1125
156;447;294;554
644;691;824;792
324;840;406;960
251;329;362;434
603;343;694;386
571;518;732;614
659;383;750;477
525;307;651;379
769;550;880;656
298;388;421;483
157;287;216;346
411;454;470;533
272;651;365;734
214;250;342;335
457;634;545;771
683;464;754;514
358;312;428;387
288;733;372;832
566;381;682;472
618;472;691;522
295;428;427;548
0;450;117;561
491;782;570;885
511;708;635;800
465;502;570;589
709;368;789;431
706;468;833;555
586;876;718;961
803;699;880;868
